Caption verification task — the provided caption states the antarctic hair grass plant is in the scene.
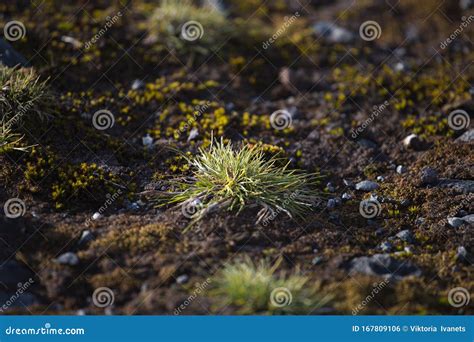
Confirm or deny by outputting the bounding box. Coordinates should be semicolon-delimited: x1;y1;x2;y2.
211;257;329;314
0;66;53;153
162;139;321;227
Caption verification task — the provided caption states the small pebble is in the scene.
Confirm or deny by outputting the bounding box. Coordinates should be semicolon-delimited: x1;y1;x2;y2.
380;241;393;252
78;230;94;246
376;175;385;182
403;134;422;150
343;179;354;188
176;275;189;285
355;180;379;192
142;134;154;148
420;167;438;185
56;252;79;266
311;256;323;265
396;229;415;243
341;193;352;201
326;182;335;193
92;212;102;220
327;199;337;209
396;165;407;174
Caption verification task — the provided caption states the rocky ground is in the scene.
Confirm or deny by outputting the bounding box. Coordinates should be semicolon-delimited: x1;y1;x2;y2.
0;0;473;315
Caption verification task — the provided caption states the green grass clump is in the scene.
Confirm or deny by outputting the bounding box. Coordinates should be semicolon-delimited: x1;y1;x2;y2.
148;0;231;57
212;257;328;314
0;66;53;153
163;139;320;223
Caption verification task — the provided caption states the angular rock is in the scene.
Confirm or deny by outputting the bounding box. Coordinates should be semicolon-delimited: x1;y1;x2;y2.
437;179;474;194
396;229;415;243
455;129;474;143
355;180;379;192
420;167;438;185
348;254;421;278
447;217;464;228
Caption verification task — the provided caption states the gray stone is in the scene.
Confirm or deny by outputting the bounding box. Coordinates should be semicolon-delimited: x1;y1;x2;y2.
396;165;407;174
341;193;352;201
56;252;79;266
78;230;94;247
379;241;393;252
396;229;415;243
376;175;385;182
0;39;28;67
447;217;464;228
176;274;189;285
438;179;474;193
327;199;337;209
348;254;421;278
313;22;354;44
456;129;474;143
420;167;438;185
355;180;379;192
461;214;474;225
311;256;323;265
403;134;423;150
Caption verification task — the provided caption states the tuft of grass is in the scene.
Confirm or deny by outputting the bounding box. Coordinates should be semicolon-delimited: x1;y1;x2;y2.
0;66;53;153
211;257;329;314
162;139;321;224
148;0;231;57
